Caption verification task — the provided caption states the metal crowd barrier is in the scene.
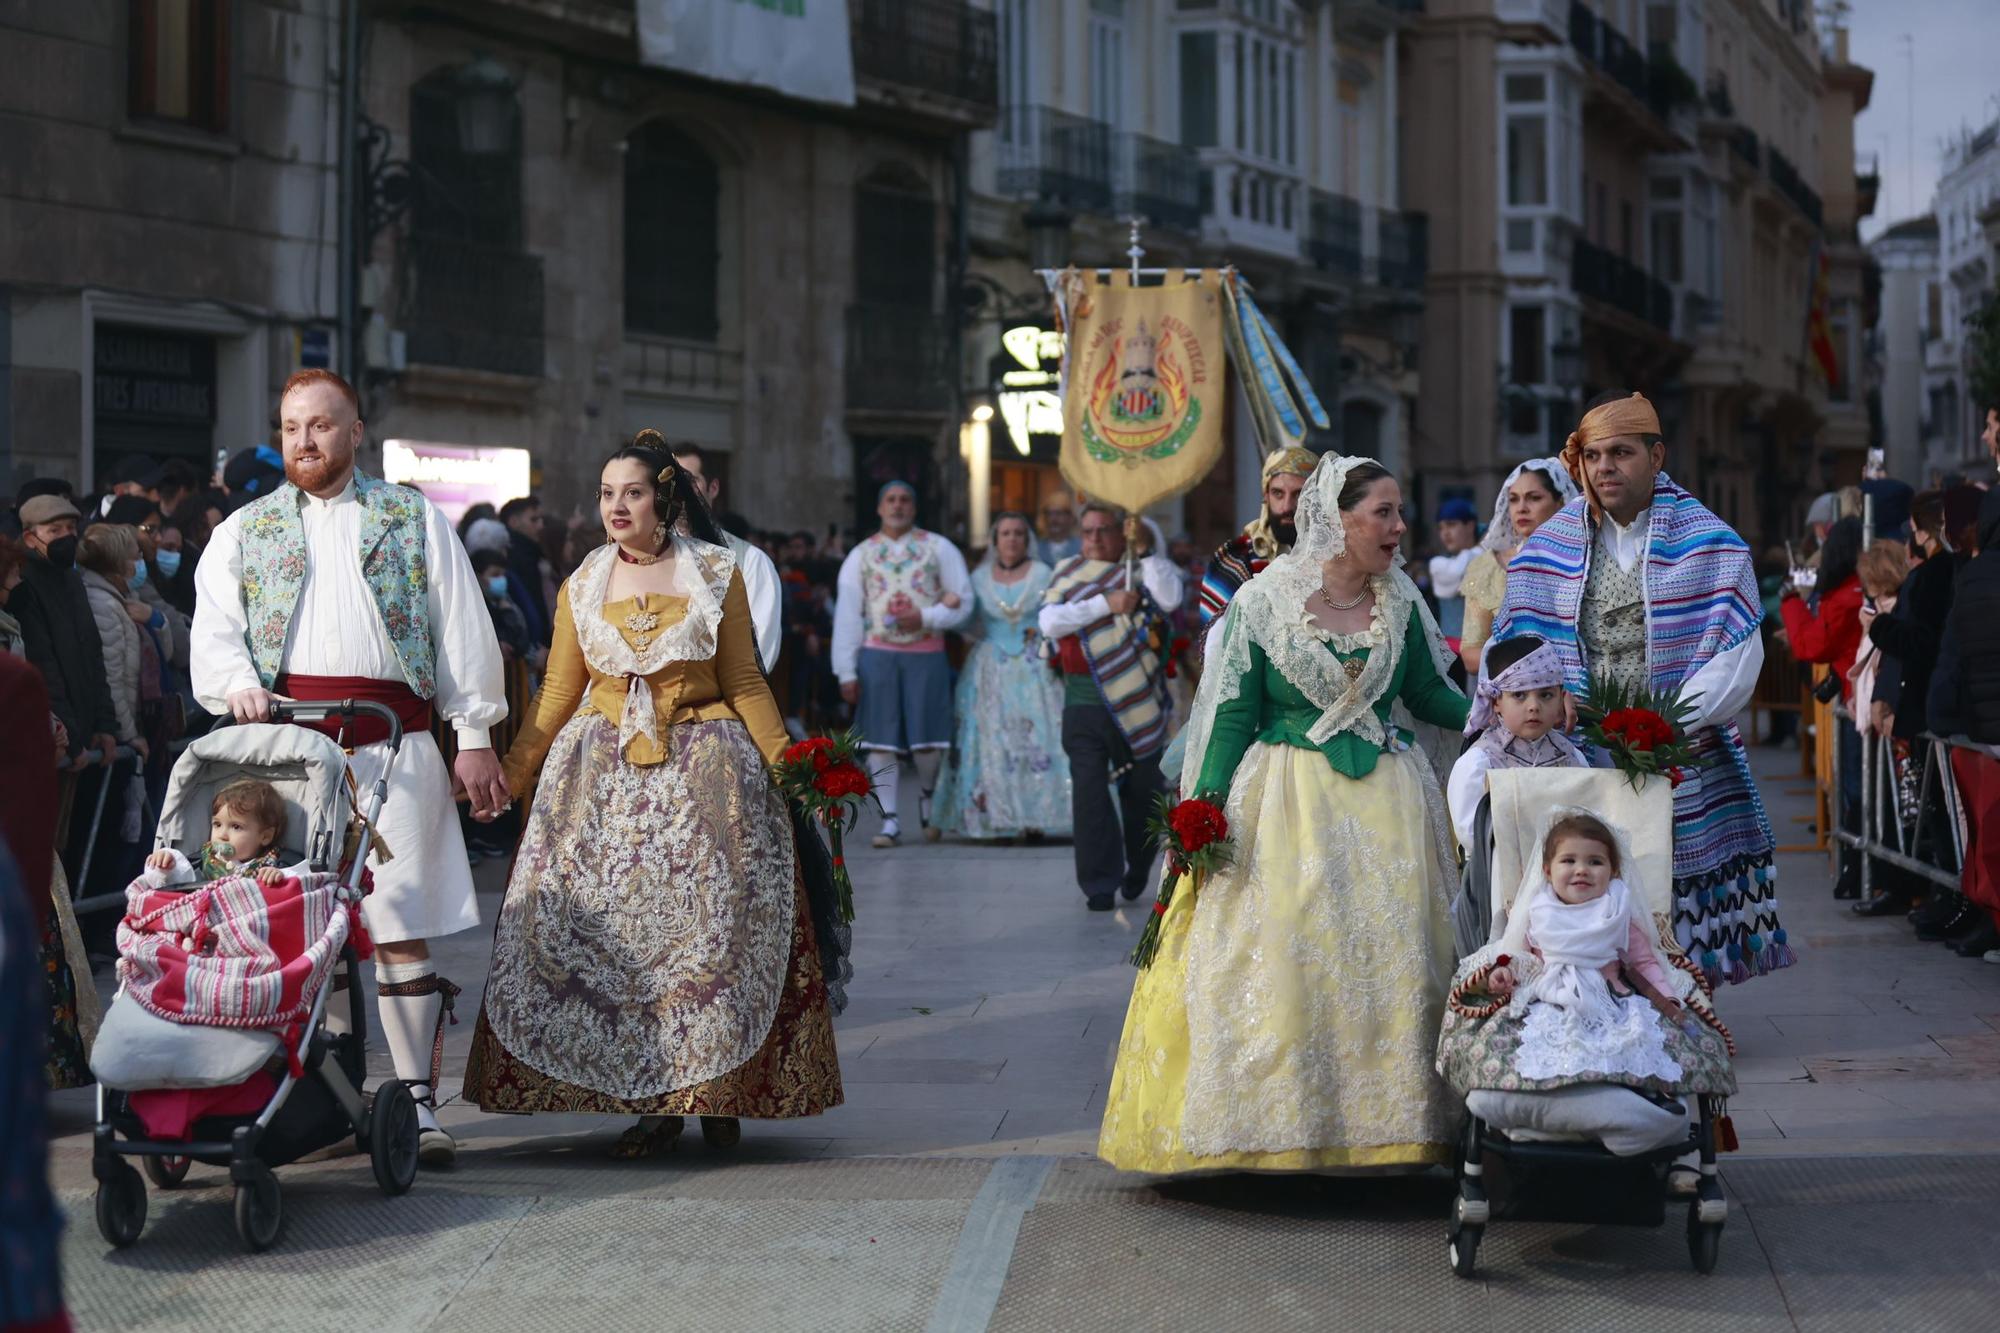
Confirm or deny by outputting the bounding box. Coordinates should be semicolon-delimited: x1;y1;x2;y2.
1829;704;1987;897
58;735;197;916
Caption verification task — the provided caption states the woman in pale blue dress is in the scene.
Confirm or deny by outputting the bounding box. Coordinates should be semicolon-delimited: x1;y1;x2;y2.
934;513;1072;839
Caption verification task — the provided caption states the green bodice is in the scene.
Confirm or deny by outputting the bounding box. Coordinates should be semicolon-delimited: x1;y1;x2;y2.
1194;609;1469;797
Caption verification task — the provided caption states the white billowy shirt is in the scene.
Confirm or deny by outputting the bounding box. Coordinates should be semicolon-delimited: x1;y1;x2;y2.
723;531;784;674
1596;505;1764;732
191;479;507;748
1036;553;1187;642
831;530;975;683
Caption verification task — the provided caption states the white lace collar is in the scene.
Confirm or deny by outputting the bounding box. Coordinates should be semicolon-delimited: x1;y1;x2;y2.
568;536;736;753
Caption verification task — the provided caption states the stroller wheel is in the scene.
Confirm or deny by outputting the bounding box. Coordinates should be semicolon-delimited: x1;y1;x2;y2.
233;1170;284;1252
143;1154;192;1190
1448;1224;1482;1279
95;1162;147;1248
1686;1205;1722;1274
370;1079;420;1196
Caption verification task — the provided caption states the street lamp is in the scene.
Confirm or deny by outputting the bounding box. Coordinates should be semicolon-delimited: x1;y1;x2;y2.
452;56;519;155
1550;338;1585;391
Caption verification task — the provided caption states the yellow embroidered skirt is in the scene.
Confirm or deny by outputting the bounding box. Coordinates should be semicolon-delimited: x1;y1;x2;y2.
1097;742;1460;1174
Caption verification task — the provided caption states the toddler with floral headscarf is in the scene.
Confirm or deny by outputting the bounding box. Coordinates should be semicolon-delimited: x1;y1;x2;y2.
1446;634;1588;850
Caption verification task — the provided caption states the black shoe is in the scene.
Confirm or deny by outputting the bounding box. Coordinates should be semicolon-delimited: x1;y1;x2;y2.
1086;893;1116;912
1919;899;1983;941
1120;877;1149;902
1913;895;1972;939
1852;893;1910;918
1953;920;2000;957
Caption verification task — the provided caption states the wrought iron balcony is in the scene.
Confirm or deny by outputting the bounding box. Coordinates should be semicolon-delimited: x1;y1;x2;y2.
994;105;1114;214
845;303;954;414
1767;147;1825;228
851;0;998;120
1378;211;1429;292
1308;191;1363;279
1569;0;1667;118
406;236;545;377
1114;132;1202;235
1572;236;1672;333
1728;124;1760;171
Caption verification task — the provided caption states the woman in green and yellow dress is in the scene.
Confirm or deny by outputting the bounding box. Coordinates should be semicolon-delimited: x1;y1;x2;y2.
1098;454;1470;1174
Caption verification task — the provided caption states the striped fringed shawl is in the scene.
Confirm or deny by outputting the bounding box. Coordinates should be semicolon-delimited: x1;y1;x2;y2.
1042;557;1173;759
1496;475;1788;985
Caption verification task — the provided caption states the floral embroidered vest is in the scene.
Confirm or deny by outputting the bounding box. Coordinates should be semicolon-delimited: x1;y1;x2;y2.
237;472;436;696
860;530;943;647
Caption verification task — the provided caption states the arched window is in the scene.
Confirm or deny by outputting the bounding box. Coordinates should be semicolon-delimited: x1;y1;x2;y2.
855;165;935;309
409;61;522;249
625;120;721;341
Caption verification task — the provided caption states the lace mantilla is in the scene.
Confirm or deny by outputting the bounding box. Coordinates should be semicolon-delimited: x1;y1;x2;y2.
568;536;736;754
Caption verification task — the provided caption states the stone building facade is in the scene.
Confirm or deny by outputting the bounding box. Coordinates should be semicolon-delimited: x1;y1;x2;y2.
1;0;341;493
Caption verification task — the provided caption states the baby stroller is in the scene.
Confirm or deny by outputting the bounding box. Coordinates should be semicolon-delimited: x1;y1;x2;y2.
89;701;418;1253
1438;768;1734;1278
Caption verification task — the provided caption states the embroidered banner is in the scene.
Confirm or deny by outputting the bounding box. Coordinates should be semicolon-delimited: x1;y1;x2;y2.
1059;271;1226;514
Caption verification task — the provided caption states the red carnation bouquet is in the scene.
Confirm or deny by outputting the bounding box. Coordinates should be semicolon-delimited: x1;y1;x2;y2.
772;731;876;923
1130;794;1236;970
1577;675;1696;791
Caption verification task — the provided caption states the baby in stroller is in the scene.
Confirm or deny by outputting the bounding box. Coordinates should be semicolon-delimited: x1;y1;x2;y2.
143;778;292;888
1446;634;1585;852
1485;812;1691;1082
1435;774;1737;1277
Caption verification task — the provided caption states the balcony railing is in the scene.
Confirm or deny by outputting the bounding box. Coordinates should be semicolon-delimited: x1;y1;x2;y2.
995;105;1113;213
845;303;953;413
406;236;544;377
1572;236;1672;332
1308;191;1363;278
1728;124;1760;171
1569;0;1667;118
1113;132;1202;235
1379;211;1429;292
1767;147;1825;228
850;0;998;116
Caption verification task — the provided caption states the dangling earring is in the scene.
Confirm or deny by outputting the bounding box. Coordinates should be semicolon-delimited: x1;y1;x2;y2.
652;521;668;551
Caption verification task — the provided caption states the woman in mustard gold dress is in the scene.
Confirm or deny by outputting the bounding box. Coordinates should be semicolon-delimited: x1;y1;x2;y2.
463;433;842;1156
1098;454;1469;1174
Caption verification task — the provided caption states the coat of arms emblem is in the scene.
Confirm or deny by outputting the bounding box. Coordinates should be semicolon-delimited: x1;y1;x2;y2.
1078;316;1208;464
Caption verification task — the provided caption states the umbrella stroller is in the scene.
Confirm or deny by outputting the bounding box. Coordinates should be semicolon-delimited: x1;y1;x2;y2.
89;700;418;1253
1436;768;1736;1278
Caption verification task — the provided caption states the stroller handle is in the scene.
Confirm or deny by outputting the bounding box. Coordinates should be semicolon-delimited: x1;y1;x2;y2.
266;698;404;752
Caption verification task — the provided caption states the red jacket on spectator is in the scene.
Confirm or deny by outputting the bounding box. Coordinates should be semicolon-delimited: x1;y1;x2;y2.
1780;574;1865;701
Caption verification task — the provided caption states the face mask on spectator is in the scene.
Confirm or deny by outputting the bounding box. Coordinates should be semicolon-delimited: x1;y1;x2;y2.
486;575;509;598
128;564;149;593
43;535;78;569
153;550;182;578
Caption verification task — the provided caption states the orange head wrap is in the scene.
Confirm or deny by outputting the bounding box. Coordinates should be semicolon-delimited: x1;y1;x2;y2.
1561;392;1663;520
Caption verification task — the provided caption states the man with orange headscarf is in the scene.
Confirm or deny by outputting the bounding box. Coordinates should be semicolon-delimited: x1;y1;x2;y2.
1497;390;1790;988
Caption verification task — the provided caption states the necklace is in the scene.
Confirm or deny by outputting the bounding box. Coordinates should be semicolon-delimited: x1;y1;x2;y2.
1316;582;1368;611
616;541;666;566
995;557;1030;573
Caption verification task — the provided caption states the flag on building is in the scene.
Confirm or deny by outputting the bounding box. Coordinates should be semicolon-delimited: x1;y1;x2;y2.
1807;241;1841;392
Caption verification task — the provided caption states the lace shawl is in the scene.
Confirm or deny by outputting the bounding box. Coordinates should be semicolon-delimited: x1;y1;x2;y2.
567;536;737;755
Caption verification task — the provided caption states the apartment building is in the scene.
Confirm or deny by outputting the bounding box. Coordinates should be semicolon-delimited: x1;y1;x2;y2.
1869;215;1941;484
1;1;342;492
1405;0;1866;549
1927;118;2000;476
965;0;1427;548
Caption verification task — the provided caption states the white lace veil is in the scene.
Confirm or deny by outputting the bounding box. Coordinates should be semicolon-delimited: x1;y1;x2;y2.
1176;453;1462;801
1479;456;1581;556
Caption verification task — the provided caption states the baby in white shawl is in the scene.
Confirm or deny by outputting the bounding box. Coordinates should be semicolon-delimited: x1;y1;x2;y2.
1488;812;1690;1083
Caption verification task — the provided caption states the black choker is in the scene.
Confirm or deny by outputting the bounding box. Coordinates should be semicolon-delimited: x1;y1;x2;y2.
995;557;1030;572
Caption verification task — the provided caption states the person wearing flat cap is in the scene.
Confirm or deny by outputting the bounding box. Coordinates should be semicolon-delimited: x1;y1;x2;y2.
1496;390;1790;988
12;492;120;771
830;481;973;847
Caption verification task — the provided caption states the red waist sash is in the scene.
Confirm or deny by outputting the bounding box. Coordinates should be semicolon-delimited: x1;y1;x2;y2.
1057;636;1091;676
274;674;432;747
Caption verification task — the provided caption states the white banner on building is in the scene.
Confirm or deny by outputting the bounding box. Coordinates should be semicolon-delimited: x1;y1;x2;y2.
637;0;856;108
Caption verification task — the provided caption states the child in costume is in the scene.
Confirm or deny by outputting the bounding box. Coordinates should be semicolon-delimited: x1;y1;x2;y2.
1447;634;1588;849
143;779;292;887
1486;812;1689;1083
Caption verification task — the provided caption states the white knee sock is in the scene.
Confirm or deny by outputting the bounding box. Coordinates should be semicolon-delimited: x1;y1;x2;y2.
913;749;943;796
870;752;901;823
375;959;442;1109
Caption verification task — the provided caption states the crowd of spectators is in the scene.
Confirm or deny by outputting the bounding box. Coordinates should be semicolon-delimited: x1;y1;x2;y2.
1767;404;2000;964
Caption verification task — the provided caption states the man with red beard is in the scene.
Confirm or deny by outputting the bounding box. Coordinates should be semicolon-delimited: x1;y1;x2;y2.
1195;447;1314;661
189;369;507;1167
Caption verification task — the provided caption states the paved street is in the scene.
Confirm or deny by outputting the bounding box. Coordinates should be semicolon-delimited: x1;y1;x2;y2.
47;745;2000;1331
